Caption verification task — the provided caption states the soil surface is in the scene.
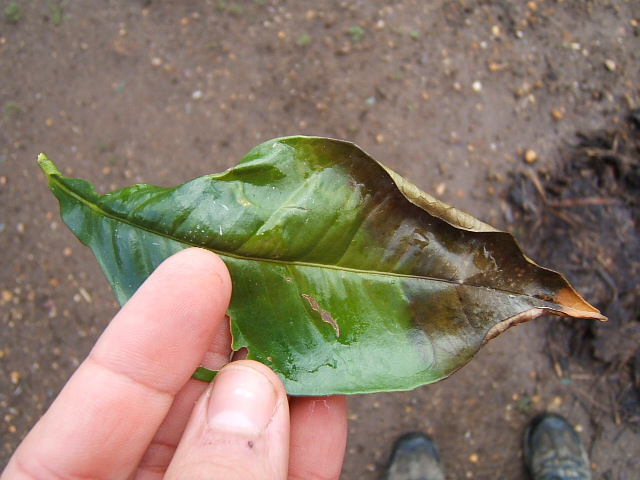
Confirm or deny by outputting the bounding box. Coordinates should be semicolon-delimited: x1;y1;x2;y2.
1;1;639;478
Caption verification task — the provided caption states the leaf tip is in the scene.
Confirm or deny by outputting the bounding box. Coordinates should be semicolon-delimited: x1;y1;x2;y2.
37;153;60;177
554;287;607;322
483;300;606;346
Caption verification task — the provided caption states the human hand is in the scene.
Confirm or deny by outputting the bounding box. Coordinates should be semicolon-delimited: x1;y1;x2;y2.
2;248;347;479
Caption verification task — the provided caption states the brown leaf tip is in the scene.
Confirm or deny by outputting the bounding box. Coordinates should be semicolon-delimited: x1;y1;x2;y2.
555;287;606;320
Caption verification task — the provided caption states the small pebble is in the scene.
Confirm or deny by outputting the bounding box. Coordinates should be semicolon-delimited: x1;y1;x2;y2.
550;108;565;121
604;59;616;71
471;80;482;92
550;396;563;408
469;453;479;463
10;370;20;384
524;149;538;163
1;290;13;305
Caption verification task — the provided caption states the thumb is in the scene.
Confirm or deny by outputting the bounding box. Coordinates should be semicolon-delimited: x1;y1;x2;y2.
165;360;290;480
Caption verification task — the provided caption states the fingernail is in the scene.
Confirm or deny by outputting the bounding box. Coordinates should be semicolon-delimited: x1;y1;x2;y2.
207;364;278;435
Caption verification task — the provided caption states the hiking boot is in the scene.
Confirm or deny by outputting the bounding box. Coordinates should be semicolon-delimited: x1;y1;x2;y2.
385;432;445;480
524;413;591;480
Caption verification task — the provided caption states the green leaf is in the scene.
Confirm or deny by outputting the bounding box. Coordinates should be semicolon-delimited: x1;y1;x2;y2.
38;136;606;395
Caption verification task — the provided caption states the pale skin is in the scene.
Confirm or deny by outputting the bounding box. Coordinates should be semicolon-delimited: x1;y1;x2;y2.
2;248;348;479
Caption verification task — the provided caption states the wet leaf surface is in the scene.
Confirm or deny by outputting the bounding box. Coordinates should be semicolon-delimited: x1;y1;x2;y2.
39;136;605;395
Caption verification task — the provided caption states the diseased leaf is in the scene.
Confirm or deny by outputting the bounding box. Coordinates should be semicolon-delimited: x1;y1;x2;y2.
38;136;606;395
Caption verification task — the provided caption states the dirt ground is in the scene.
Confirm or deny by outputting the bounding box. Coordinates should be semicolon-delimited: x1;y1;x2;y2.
1;1;639;478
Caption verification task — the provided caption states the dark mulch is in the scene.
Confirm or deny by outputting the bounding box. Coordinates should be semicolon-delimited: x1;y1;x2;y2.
509;111;640;432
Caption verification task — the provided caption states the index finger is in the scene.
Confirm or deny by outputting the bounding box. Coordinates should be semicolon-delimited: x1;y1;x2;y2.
3;248;232;480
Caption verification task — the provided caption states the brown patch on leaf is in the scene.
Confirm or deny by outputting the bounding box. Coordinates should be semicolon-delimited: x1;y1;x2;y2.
302;294;340;337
